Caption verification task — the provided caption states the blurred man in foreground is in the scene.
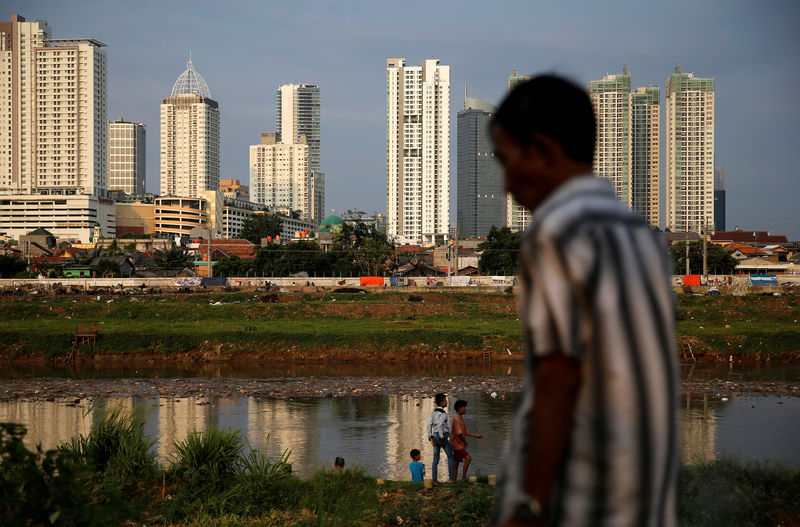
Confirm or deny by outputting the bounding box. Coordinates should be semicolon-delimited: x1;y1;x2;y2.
492;75;677;526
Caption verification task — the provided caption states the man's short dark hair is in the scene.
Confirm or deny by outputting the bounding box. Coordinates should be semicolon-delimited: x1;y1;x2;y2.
410;449;420;459
454;399;467;411
492;74;596;164
334;456;345;467
434;393;447;406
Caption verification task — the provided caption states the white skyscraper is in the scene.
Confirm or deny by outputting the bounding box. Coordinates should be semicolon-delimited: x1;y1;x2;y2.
276;83;324;224
108;119;146;195
386;58;450;245
589;66;661;228
588;66;633;207
160;58;220;199
249;132;310;218
666;65;715;233
0;15;114;242
1;15;107;197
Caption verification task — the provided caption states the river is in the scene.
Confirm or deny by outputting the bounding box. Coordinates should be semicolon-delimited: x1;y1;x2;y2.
1;367;798;478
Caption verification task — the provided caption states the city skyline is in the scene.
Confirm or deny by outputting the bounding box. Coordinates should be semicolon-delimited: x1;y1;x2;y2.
4;1;799;239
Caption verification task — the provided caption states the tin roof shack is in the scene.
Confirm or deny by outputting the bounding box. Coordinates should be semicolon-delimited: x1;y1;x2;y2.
19;228;57;258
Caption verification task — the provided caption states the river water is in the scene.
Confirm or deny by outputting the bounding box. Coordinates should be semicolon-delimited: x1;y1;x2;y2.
0;381;797;479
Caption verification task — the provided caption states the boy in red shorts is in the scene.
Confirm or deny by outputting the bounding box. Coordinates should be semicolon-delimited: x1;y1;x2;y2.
450;399;483;480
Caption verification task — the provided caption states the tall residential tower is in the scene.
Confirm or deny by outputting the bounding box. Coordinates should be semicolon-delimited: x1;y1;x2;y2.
249;132;310;218
589;66;661;228
631;86;660;227
506;67;532;232
665;65;714;233
457;97;504;238
160;58;220;199
108;119;146;195
588;66;632;206
0;15;107;196
276;83;323;223
0;15;114;242
386;58;450;245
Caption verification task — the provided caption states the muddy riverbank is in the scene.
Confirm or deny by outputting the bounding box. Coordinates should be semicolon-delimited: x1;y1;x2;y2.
1;374;798;403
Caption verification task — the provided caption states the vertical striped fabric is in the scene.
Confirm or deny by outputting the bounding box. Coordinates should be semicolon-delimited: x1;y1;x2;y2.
496;176;678;526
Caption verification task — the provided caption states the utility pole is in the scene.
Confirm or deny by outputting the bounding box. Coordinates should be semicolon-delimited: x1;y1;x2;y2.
702;224;708;284
207;225;213;278
685;238;690;275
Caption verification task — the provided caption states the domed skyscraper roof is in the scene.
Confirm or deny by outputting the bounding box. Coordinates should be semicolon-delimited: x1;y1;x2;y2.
171;55;211;98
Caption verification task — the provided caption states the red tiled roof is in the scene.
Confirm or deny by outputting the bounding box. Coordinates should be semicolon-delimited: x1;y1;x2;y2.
196;239;255;259
711;231;788;244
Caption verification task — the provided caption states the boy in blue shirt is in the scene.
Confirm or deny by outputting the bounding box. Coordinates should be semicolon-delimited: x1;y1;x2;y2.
409;449;425;482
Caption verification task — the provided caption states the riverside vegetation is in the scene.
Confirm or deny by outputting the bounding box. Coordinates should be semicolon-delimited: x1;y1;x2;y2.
0;291;798;361
1;410;798;526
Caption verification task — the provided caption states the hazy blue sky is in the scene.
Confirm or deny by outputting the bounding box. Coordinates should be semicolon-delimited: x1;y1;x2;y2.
7;0;800;238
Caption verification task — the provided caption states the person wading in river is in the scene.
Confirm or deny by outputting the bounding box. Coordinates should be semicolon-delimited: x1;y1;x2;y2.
491;75;678;526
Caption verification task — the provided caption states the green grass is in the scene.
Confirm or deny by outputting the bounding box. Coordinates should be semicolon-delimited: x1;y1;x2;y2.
2;422;798;526
0;292;523;358
1;292;798;359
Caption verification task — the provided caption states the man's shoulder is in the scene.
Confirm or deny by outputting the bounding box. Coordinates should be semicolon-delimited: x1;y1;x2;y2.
525;175;645;246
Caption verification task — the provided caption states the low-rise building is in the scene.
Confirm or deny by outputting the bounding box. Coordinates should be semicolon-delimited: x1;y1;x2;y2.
0;194;116;242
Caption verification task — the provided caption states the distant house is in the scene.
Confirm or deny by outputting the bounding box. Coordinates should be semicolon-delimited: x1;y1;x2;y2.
63;267;93;278
19;228;57;258
90;255;135;277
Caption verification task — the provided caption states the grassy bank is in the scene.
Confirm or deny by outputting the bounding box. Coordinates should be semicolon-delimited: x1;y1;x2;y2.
0;291;798;360
1;414;798;526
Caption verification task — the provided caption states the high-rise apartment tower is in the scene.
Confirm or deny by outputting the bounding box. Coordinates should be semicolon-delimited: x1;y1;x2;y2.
249;132;310;218
714;166;725;232
457;97;505;238
386;58;450;245
108;118;146;195
0;15;107;196
277;83;323;224
160;58;220;199
631;86;660;227
506;67;532;232
588;66;632;206
589;66;660;228
665;65;714;233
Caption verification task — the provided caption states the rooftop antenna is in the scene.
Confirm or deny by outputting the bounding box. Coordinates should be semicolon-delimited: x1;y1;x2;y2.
464;84;467;109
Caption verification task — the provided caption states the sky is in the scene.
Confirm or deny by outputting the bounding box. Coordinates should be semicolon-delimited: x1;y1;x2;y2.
7;0;800;239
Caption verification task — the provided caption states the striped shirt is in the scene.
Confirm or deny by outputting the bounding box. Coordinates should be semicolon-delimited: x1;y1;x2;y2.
496;176;678;526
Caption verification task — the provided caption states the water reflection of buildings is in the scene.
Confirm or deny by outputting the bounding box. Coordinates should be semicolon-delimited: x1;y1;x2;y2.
248;397;315;472
385;395;435;480
680;393;718;465
0;400;93;452
156;397;214;459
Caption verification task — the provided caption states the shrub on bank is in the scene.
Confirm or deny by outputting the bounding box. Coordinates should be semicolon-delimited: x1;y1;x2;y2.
58;404;158;483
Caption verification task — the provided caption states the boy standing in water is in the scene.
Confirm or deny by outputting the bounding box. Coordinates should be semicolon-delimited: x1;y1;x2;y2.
450;399;483;480
426;393;455;483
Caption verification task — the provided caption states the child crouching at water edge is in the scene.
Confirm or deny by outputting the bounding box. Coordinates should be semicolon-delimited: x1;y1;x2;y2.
409;449;425;482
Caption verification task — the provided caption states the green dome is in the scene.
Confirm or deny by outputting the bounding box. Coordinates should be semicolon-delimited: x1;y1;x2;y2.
320;215;343;227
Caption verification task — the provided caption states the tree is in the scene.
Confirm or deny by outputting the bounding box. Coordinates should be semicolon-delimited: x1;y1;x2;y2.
334;211;394;276
239;212;283;244
155;248;191;270
478;226;521;276
670;241;738;275
0;255;27;278
106;239;120;256
94;258;120;278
